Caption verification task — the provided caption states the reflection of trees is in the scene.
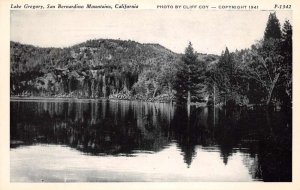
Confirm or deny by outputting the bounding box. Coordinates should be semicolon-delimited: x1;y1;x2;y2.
10;100;175;155
256;109;292;181
226;108;292;182
10;101;291;181
242;154;261;180
214;107;243;165
172;106;246;167
171;106;214;167
170;105;291;181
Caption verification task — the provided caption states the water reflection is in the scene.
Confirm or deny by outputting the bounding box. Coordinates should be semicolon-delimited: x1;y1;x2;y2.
11;100;174;154
10;100;292;182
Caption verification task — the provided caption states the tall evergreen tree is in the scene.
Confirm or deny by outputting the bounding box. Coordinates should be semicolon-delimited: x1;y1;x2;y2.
209;47;244;106
264;12;282;41
174;42;205;104
218;47;233;90
281;20;292;63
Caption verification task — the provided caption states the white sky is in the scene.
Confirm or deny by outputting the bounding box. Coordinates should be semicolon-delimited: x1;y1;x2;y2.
10;10;292;55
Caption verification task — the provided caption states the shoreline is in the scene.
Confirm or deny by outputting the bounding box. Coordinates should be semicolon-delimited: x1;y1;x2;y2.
9;96;206;107
10;96;291;111
10;96;107;101
9;96;176;104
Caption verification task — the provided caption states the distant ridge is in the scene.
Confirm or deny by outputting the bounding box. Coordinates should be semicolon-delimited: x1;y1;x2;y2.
10;38;218;99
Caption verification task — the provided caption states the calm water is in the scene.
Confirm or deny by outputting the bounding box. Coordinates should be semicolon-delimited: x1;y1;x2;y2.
10;99;292;182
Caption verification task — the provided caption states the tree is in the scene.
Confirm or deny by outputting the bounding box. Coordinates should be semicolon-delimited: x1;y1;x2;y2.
217;48;233;94
243;13;290;105
157;62;177;96
244;41;282;105
264;13;282;41
206;47;248;106
174;42;205;104
280;20;293;103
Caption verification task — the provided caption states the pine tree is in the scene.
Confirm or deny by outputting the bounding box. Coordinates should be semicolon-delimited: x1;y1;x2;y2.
264;12;282;41
174;42;205;104
260;13;283;105
218;47;233;88
281;20;292;61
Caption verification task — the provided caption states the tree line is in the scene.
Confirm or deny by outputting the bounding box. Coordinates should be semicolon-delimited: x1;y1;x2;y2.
10;13;292;107
175;13;292;107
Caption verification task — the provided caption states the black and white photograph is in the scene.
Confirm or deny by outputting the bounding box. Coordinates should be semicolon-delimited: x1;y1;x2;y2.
7;6;293;183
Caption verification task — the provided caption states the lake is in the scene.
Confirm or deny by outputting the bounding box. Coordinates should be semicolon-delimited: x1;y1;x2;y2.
10;99;292;182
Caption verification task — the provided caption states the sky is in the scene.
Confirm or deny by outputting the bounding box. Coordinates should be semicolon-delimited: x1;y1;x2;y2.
10;10;292;55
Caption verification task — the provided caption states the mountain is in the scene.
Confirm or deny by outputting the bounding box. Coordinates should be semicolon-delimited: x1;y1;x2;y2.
10;39;218;100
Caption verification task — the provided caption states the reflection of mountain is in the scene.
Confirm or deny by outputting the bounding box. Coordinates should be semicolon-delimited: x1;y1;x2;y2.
10;100;175;154
10;100;292;181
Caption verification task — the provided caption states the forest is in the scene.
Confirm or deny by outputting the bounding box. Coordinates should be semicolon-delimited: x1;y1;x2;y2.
10;13;292;108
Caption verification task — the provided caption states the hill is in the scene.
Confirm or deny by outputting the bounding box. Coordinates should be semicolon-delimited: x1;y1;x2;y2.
10;39;218;100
